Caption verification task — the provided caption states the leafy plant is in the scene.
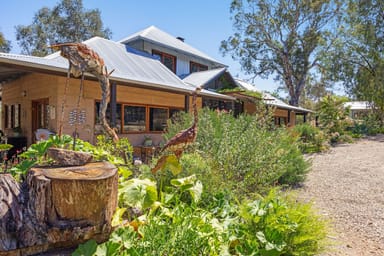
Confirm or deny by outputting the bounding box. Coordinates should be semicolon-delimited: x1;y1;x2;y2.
233;190;328;255
164;109;309;196
317;95;352;138
291;124;329;153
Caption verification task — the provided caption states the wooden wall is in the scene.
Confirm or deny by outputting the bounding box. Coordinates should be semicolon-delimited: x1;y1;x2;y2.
2;73;60;145
2;72;202;146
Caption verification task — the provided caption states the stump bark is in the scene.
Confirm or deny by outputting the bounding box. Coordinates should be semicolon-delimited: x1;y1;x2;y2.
0;161;118;256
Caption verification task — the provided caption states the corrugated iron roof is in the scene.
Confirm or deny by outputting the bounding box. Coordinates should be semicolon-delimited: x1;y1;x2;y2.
0;37;233;100
235;79;313;113
45;37;194;93
183;68;227;87
118;26;226;67
343;101;370;110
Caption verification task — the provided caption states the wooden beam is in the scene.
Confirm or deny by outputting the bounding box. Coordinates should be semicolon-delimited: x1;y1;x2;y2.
110;82;117;127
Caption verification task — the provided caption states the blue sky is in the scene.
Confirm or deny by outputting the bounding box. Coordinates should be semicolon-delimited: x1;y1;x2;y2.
1;0;278;92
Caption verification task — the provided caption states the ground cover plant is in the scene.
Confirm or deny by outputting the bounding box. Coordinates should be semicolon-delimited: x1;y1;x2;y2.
290;124;329;153
73;159;328;256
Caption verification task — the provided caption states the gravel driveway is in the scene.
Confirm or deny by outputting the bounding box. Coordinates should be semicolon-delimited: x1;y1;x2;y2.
298;135;384;256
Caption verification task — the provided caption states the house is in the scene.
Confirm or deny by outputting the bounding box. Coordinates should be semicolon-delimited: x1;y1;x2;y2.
235;79;313;126
343;101;371;120
120;26;313;124
0;25;313;156
0;36;233;153
119;25;236;112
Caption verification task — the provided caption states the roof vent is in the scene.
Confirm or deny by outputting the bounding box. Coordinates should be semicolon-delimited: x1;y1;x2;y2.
176;36;185;42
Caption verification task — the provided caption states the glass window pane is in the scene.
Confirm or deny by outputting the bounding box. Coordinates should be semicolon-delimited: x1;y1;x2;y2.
163;55;175;72
95;103;122;133
150;108;168;131
124;105;146;132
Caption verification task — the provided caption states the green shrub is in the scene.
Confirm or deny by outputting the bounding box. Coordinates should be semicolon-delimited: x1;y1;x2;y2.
164;109;309;197
74;189;329;256
233;190;328;255
291;124;329;153
317;95;351;135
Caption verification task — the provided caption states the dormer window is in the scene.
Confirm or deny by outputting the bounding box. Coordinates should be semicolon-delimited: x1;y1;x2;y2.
190;62;208;73
152;50;176;73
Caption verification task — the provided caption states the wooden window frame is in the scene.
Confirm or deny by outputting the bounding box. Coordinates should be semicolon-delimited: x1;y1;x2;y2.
190;61;208;73
4;104;21;129
152;50;177;73
95;101;183;134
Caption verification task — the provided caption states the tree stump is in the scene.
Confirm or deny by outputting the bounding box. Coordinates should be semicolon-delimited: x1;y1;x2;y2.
0;161;118;256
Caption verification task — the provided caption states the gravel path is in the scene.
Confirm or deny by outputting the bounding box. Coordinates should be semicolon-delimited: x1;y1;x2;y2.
298;135;384;256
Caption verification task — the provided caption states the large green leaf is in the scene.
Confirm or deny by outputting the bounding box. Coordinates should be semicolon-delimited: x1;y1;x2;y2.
72;239;98;256
171;175;203;203
119;179;158;210
164;155;182;175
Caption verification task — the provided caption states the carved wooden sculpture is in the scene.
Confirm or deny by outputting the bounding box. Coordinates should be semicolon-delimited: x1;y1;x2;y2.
152;87;200;173
50;43;119;143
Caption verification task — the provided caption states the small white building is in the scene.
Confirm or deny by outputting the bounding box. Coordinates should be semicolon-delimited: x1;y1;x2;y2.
343;101;371;119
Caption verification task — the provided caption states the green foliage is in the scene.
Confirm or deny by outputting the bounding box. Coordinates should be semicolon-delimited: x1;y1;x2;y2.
7;134;133;181
75;186;328;256
291;124;329;153
221;0;341;106
15;0;112;56
317;95;352;136
165;109;309;196
234;190;328;255
0;31;11;53
327;0;384;126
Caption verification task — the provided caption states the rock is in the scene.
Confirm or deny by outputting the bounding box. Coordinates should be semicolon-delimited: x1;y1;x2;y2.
47;148;93;166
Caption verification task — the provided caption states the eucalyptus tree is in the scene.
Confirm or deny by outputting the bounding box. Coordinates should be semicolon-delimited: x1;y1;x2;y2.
221;0;341;106
329;0;384;124
16;0;111;56
0;31;11;53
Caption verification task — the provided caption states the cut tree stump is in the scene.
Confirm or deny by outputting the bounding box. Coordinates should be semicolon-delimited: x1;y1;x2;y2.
0;161;118;256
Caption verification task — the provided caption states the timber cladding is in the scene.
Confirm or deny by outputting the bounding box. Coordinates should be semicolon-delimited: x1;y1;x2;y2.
2;72;202;146
273;108;289;117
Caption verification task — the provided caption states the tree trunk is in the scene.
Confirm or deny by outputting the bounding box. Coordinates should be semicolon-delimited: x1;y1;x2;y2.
0;161;118;256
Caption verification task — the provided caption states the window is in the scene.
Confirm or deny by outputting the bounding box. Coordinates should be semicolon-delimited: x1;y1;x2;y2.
4;104;21;129
95;102;122;133
190;62;208;73
149;107;168;131
274;117;287;126
152;50;176;73
123;106;146;132
95;102;183;133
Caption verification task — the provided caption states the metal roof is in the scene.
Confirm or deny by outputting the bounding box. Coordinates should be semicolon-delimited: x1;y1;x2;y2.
118;26;226;67
235;79;313;113
0;37;233;100
343;101;370;110
182;68;227;87
45;37;193;93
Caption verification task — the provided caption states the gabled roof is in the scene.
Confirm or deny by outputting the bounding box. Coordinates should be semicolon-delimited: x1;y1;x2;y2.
45;37;192;92
235;79;313;113
118;26;226;68
182;67;227;87
343;101;370;110
0;37;233;100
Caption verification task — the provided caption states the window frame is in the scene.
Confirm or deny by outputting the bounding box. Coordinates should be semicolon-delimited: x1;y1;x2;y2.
4;104;21;129
152;50;177;73
190;61;208;73
95;100;183;134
